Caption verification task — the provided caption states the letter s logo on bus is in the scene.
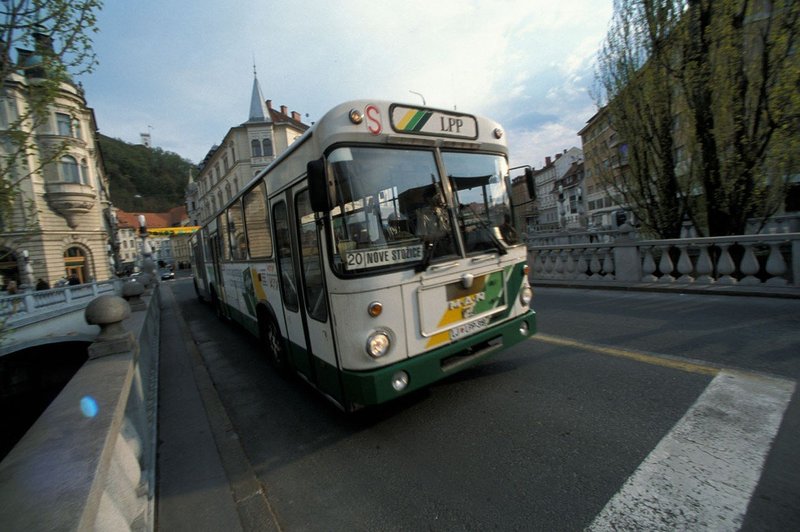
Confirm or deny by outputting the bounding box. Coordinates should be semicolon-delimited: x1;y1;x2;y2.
366;105;382;135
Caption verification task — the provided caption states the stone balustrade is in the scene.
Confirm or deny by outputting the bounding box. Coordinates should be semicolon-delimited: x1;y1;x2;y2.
0;281;160;531
528;229;800;295
0;279;123;323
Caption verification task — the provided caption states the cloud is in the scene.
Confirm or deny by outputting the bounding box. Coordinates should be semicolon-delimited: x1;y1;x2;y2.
81;0;612;165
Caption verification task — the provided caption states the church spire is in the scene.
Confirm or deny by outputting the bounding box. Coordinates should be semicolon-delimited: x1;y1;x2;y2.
248;62;271;123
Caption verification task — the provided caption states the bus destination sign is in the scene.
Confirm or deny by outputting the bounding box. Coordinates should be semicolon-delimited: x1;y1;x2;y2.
344;244;425;270
390;105;478;140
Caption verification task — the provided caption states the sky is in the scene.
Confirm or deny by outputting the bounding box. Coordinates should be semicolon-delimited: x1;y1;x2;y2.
78;0;613;170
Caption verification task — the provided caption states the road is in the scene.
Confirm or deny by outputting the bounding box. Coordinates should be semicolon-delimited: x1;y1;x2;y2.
166;276;800;531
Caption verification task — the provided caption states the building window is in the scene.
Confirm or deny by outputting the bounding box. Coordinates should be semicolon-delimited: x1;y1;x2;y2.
80;159;89;184
262;138;273;157
60;155;81;183
56;113;72;136
251;139;262;157
223;155;229;172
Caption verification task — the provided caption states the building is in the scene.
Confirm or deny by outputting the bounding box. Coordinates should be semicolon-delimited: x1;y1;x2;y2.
186;68;310;227
0;34;115;288
528;147;584;233
578;109;631;232
114;207;189;274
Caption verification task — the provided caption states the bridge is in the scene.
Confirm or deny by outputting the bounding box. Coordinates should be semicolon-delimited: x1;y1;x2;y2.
0;231;797;531
0;279;123;357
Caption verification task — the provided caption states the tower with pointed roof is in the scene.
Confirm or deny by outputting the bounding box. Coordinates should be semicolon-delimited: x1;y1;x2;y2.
248;65;271;123
185;65;309;226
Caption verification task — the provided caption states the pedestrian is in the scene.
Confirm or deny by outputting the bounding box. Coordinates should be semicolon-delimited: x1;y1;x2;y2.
36;278;50;290
6;280;18;294
68;273;80;286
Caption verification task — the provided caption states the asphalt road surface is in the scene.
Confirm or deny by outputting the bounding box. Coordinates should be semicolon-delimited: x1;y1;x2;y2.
168;279;800;531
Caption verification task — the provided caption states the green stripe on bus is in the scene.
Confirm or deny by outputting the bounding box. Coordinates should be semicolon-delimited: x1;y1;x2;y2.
411;111;433;131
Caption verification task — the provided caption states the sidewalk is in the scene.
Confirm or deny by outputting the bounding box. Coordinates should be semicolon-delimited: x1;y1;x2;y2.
156;284;278;531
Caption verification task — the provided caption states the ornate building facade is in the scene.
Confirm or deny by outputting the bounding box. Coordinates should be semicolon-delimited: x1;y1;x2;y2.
186;69;309;227
1;40;115;289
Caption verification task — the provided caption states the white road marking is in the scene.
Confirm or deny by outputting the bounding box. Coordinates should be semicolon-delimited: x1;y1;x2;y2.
589;370;796;531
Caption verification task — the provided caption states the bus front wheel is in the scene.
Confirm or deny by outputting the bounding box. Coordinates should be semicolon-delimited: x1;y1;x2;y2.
261;316;287;371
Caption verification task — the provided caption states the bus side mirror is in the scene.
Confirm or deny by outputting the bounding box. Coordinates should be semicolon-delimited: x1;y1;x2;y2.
307;158;330;213
524;167;536;201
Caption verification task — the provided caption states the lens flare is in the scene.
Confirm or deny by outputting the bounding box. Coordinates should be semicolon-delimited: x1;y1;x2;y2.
80;396;98;418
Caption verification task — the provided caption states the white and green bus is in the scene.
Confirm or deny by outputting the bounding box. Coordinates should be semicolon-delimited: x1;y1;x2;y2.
191;100;536;411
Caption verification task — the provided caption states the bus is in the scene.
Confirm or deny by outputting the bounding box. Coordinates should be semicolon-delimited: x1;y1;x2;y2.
191;100;537;411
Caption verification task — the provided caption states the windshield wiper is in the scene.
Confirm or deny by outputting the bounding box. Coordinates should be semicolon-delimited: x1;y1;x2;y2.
459;203;507;255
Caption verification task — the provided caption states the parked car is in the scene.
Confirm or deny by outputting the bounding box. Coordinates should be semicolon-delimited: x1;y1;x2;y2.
160;269;175;280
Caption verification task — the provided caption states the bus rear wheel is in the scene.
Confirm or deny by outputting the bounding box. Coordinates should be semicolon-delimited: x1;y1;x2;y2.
261;316;287;371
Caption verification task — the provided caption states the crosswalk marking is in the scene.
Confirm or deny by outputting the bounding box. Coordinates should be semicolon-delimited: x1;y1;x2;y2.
588;370;795;531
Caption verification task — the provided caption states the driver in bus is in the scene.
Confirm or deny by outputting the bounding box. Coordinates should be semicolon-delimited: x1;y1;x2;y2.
385;212;414;240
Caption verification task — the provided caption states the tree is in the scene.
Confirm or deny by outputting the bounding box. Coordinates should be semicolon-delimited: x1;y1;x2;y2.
0;0;102;221
679;0;800;236
594;0;689;238
594;0;799;237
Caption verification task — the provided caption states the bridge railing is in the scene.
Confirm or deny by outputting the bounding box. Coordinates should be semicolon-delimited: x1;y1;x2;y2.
0;281;160;531
528;229;800;295
0;279;123;325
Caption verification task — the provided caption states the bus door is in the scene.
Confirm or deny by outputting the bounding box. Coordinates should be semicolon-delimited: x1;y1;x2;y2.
208;229;227;315
272;186;340;402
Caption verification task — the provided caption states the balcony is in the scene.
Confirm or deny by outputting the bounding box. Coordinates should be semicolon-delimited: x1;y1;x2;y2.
44;181;96;228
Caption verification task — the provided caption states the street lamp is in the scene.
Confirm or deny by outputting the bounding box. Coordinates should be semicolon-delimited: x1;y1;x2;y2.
21;249;34;288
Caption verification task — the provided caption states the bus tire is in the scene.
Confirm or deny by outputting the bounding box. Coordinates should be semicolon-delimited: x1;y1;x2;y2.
261;315;288;371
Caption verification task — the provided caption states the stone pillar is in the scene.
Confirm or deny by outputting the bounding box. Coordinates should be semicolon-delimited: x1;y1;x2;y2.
85;295;135;359
612;224;642;282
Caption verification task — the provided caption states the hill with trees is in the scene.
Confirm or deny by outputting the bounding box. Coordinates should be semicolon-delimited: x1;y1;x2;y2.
98;134;194;212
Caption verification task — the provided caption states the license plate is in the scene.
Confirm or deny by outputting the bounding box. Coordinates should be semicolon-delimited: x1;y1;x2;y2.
449;317;490;341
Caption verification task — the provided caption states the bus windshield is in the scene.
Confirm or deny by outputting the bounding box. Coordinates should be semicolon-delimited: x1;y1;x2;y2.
328;146;515;274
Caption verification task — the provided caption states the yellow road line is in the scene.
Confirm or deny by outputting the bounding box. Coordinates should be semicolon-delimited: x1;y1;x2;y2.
532;333;720;376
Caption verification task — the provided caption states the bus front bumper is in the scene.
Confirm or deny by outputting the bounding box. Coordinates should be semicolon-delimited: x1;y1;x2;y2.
340;310;536;409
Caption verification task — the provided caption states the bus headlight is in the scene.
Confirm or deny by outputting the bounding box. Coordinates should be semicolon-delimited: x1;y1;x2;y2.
366;331;391;358
520;286;534;307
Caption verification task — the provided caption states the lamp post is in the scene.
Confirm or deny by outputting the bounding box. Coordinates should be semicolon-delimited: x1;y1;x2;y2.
138;214;156;285
21;249;34;288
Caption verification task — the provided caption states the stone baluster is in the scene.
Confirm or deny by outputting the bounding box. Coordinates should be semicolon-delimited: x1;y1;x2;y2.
602;248;615;280
531;250;543;278
576;249;589;280
675;244;694;283
542;251;553;278
641;246;658;282
589;248;603;280
564;249;576;279
765;242;788;286
554;249;565;279
657;245;675;283
694;243;714;284
739;242;761;285
716;243;737;284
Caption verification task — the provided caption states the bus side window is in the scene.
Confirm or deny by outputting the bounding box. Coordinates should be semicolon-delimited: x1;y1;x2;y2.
273;201;298;311
228;200;246;260
244;182;272;259
296;190;327;322
218;213;231;261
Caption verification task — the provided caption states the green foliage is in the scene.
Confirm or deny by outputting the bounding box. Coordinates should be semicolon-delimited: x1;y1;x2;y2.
99;134;194;212
1;0;103;219
594;0;799;237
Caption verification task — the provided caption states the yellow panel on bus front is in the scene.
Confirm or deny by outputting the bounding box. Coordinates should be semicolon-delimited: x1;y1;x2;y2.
417;269;508;349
